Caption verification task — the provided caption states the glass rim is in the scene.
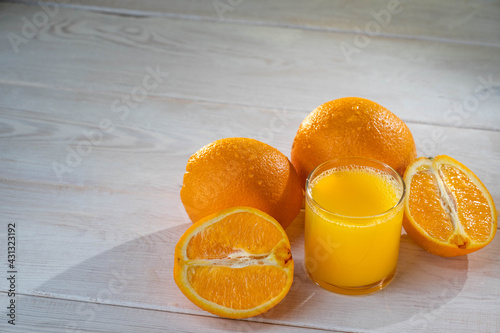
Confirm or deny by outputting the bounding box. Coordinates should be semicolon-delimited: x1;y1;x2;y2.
305;156;406;220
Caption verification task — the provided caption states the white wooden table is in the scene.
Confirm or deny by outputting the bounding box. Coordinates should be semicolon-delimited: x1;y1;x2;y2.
1;1;499;332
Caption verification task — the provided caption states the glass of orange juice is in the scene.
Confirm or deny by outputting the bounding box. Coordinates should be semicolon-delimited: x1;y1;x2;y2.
304;157;406;295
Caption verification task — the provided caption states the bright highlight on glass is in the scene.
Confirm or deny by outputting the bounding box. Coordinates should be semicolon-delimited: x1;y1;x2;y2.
304;157;406;295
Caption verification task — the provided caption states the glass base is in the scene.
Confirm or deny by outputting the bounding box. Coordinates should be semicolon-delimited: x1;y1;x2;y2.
306;267;397;295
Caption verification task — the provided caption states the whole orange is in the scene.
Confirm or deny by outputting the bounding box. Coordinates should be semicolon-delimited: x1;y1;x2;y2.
180;137;303;229
291;97;417;186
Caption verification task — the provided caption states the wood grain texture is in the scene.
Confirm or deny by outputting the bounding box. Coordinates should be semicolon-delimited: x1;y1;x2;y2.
0;4;499;131
0;83;499;331
0;186;499;332
10;0;500;47
0;84;499;201
0;1;499;332
0;294;332;332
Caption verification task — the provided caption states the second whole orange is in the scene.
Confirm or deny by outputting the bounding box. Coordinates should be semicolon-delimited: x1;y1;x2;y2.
291;97;417;186
180;137;303;229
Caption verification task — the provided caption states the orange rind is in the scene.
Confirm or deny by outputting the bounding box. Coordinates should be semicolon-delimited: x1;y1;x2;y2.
181;138;303;229
173;206;294;319
403;155;497;257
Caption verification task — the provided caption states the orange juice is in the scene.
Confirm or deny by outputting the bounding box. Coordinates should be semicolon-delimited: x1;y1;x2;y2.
304;157;405;295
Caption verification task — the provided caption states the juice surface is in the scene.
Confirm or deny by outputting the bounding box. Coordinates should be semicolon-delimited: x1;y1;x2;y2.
311;167;401;218
305;166;404;289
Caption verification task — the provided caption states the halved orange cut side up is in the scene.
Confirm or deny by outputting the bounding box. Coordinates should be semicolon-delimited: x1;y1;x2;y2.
173;207;294;319
403;155;497;257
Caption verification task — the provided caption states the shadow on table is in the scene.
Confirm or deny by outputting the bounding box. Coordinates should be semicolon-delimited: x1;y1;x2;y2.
281;234;468;331
37;221;468;332
37;222;295;332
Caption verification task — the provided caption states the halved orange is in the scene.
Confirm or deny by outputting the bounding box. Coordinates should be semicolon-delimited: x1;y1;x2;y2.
173;206;294;319
403;155;497;257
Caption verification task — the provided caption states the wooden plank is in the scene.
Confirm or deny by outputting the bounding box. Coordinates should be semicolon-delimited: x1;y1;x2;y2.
0;294;330;332
0;3;499;332
10;0;500;47
1;84;499;200
1;102;499;332
0;4;499;130
0;182;499;332
0;86;499;330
